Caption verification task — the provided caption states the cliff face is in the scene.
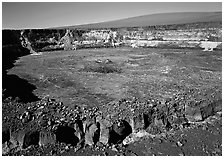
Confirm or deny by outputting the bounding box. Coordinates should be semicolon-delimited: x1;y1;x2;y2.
3;21;222;53
2;30;31;71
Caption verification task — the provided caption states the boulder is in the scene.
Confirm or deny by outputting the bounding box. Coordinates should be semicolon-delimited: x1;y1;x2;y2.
84;123;100;146
10;130;27;149
200;103;214;120
97;116;112;145
72;120;84;141
39;131;56;146
185;105;203;122
185;100;220;122
129;114;146;132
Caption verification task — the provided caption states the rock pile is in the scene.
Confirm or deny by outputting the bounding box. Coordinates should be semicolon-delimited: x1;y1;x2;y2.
2;94;221;155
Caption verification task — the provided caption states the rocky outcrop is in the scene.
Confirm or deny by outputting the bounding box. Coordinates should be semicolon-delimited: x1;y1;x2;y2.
4;21;220;53
126;40;222;50
2;94;221;155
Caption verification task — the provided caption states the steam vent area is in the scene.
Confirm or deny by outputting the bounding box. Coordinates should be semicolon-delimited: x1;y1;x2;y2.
2;20;222;156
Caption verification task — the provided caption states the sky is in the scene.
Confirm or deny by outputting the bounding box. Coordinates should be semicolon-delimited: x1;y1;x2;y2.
2;2;222;29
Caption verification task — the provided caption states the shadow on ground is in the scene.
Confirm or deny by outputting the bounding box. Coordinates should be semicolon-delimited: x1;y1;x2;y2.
2;36;40;102
2;74;40;103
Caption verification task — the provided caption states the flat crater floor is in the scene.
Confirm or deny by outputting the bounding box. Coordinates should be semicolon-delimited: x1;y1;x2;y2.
8;48;222;106
5;47;222;156
8;47;221;107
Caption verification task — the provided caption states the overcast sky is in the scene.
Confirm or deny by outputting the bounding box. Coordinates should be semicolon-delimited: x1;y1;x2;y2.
2;2;222;29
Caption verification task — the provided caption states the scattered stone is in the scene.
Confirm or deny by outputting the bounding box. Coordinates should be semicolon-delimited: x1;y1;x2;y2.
176;141;183;147
2;94;222;155
95;59;102;63
111;144;118;152
2;142;10;155
20;111;34;123
104;59;113;64
179;152;185;156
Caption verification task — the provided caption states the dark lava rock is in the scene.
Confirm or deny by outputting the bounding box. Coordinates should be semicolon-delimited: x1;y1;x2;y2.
71;120;84;141
39;130;56;147
199;100;222;120
22;130;40;149
68;120;85;148
130;113;148;132
2;126;11;144
185;100;220;122
20;111;34;124
84;123;100;146
110;120;132;144
97;116;112;145
55;126;79;146
185;105;203;122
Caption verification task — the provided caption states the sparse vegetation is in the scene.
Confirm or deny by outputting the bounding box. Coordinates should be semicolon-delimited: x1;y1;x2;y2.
82;62;122;74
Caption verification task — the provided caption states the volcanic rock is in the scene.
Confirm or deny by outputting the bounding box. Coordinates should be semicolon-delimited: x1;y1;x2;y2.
22;130;40;149
104;59;113;64
20;111;34;123
110;120;132;144
84;123;100;146
2;142;10;155
97;116;112;145
185;105;203;122
199;101;216;120
2;126;11;144
10;129;27;150
39;130;56;146
55;126;79;146
129;114;146;132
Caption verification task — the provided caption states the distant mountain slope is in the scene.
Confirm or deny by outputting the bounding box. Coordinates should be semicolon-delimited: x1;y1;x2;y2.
57;12;221;29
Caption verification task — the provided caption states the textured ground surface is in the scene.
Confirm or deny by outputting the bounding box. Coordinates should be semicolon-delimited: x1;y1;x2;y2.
2;47;222;156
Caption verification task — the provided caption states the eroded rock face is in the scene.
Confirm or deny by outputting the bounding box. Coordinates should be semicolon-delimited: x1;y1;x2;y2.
84;123;100;146
22;130;40;149
4;21;221;55
55;126;79;146
109;120;132;144
96;116;112;145
2;96;221;155
39;131;56;147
